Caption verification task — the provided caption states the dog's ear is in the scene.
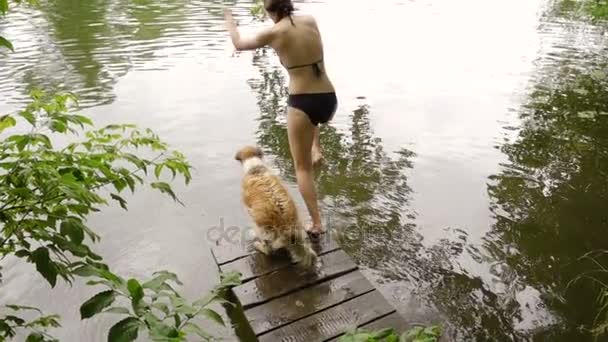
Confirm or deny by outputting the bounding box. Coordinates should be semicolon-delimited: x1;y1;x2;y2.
254;147;263;159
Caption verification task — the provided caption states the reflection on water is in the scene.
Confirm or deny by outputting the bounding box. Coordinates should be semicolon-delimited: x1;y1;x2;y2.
484;15;608;340
247;48;533;341
0;0;226;106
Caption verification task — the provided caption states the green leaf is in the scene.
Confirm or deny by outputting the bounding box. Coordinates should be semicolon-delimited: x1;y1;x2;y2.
127;279;144;303
124;176;135;193
151;302;170;316
175;303;197;317
219;271;242;287
9;134;29;151
108;317;141;342
25;333;44;342
73;264;125;288
201;308;225;327
31;133;52;148
150;182;182;205
4;315;25;325
369;327;396;339
5;305;43;313
15;249;30;258
386;335;399;342
0;35;12;52
80;290;116;319
143;271;181;291
86;279;114;287
423;326;441;337
104;307;131;315
60;219;85;245
127;279;145;314
0;0;8;15
122;153;146;172
144;312;175;338
154;164;163;178
18;110;36;124
182;323;212;339
110;193;128;210
31;247;57;287
73;114;93;126
112;178;127;193
0;115;16;133
50;120;67;133
73;265;98;277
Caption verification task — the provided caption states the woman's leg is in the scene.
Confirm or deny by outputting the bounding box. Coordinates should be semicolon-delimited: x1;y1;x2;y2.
287;107;323;233
312;126;323;166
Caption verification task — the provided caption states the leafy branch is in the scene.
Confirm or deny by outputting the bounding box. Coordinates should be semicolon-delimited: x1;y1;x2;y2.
75;266;241;342
0;90;240;341
0;305;60;342
339;325;442;342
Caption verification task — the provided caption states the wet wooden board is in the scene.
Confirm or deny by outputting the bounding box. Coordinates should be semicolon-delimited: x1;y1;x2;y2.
212;233;408;342
233;250;358;309
211;232;337;266
246;270;375;334
219;238;341;282
257;290;395;342
211;238;255;266
328;312;411;341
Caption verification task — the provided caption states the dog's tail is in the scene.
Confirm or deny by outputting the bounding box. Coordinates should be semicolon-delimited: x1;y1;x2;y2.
284;231;318;269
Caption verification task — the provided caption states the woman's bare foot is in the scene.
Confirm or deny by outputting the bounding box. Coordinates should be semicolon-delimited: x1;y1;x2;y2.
305;222;324;241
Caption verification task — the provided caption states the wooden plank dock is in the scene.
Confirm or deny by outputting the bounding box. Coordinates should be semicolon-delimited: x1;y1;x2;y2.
211;232;409;342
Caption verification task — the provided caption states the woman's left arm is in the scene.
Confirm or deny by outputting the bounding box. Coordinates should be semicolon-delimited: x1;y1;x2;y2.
224;8;274;51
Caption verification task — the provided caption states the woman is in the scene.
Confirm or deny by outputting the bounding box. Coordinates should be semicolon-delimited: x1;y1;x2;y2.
224;0;337;236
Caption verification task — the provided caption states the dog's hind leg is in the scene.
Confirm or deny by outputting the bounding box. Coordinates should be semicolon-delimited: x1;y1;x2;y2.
254;240;272;255
252;225;274;255
270;235;288;250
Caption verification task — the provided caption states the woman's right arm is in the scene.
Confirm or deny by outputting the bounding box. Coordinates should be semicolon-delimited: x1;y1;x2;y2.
224;8;274;51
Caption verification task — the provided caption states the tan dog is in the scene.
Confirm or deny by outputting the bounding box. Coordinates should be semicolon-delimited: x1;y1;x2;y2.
235;146;317;268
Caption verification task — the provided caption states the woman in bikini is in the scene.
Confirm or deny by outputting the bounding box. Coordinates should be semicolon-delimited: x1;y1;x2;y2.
224;0;337;236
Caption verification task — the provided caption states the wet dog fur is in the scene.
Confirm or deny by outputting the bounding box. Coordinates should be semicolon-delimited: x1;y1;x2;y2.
235;146;317;268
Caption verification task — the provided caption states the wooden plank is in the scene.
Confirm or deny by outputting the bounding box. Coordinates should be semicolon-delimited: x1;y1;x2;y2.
257;290;395;342
233;250;357;309
211;238;255;266
247;270;375;335
212;231;338;266
220;238;341;282
328;312;410;341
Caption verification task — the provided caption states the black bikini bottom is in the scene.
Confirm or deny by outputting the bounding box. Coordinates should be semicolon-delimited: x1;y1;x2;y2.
287;92;337;126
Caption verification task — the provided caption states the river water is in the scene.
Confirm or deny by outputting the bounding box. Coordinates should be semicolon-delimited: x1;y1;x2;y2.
1;0;607;341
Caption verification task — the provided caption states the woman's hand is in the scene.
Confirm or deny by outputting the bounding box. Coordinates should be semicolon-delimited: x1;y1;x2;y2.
223;8;236;29
223;7;274;51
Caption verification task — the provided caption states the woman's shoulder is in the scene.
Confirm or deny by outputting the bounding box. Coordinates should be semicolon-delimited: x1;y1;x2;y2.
294;14;317;25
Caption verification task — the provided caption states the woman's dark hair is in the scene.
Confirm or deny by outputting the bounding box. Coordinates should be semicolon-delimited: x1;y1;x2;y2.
264;0;295;23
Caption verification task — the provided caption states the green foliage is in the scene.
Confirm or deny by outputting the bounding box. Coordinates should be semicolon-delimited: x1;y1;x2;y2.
0;90;239;340
401;326;442;342
0;305;60;342
76;266;241;342
250;0;265;20
568;251;608;340
339;325;442;342
553;0;608;21
0;36;13;52
0;90;191;288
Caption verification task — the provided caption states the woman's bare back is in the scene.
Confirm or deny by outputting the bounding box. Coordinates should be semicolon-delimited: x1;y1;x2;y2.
270;15;335;94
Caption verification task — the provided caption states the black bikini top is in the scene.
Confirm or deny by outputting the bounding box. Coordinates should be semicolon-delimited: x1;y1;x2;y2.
281;58;324;77
277;15;324;77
